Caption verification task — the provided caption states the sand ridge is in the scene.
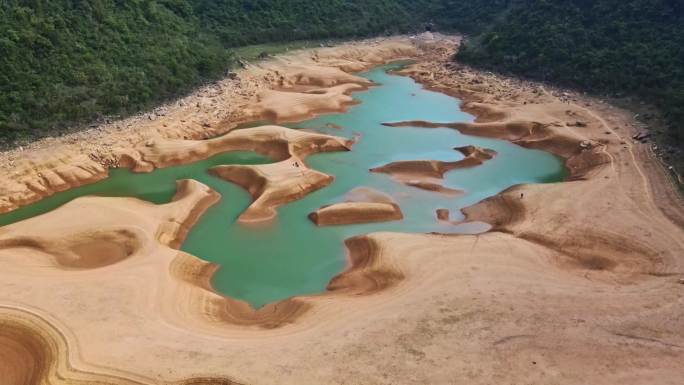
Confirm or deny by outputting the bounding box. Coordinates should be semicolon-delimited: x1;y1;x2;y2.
369;144;496;195
247;83;366;123
210;159;335;224
308;187;404;226
370;145;497;179
0;34;683;384
122;124;352;170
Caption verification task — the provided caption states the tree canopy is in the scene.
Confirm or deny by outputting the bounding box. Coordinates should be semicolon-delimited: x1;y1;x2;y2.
455;0;684;142
1;0;682;146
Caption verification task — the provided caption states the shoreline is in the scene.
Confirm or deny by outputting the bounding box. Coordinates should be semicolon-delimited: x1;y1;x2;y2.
0;37;415;215
0;34;683;384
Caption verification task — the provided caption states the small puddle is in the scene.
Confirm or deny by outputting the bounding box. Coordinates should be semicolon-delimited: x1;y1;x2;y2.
0;63;566;308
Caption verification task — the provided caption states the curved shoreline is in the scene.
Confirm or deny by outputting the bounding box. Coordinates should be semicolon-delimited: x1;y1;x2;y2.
1;34;683;384
0;39;416;215
0;38;428;333
407;39;684;280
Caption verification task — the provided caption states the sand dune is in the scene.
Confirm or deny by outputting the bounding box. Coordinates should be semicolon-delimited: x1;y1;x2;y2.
388;48;684;282
0;152;108;215
405;180;464;195
273;64;374;88
122;124;352;171
247;83;366;123
211;159;334;223
369;145;496;197
371;145;496;179
309;187;403;226
163;125;354;224
0;179;218;268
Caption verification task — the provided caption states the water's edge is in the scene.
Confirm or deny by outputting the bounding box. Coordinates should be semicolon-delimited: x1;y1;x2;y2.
0;63;567;308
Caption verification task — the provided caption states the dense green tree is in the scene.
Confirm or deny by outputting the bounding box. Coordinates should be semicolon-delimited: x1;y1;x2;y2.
0;0;426;142
0;0;233;140
456;0;684;142
1;0;682;146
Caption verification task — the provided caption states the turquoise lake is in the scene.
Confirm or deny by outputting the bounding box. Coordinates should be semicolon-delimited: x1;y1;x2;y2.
0;63;566;308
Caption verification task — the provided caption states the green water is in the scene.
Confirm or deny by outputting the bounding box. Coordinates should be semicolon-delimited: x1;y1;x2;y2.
0;63;566;308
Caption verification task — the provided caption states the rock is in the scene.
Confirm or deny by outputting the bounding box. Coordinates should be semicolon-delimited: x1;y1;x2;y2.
632;131;651;141
436;209;450;221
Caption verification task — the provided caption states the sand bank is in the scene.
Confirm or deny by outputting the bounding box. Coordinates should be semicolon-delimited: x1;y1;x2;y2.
369;144;495;195
309;187;403;226
370;145;496;179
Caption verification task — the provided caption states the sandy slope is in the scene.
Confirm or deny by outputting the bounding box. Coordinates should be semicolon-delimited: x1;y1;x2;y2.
0;34;683;385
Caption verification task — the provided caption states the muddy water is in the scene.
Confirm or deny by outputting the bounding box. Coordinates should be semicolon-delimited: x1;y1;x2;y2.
0;63;566;308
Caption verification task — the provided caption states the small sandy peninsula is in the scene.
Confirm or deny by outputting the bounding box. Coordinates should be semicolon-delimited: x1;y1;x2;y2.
0;34;683;385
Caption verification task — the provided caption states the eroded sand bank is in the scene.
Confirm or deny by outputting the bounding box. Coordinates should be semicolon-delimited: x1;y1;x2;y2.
0;34;683;385
308;187;404;226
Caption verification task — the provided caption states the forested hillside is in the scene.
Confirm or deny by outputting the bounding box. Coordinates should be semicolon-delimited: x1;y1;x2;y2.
1;0;682;146
0;0;426;141
194;0;414;46
456;0;684;142
0;0;232;139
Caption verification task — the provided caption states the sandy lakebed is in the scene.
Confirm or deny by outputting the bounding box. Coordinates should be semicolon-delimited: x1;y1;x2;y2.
0;34;683;385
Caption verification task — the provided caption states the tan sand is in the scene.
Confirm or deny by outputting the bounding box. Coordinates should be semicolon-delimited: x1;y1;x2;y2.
0;34;683;384
370;145;496;179
246;83;366;123
211;159;334;224
309;187;403;226
405;180;464;195
370;144;496;195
